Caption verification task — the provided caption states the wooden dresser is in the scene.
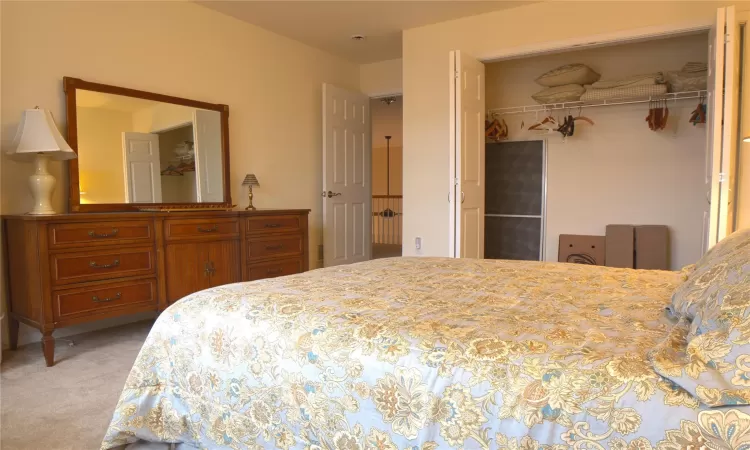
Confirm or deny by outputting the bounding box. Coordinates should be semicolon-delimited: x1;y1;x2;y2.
2;209;309;366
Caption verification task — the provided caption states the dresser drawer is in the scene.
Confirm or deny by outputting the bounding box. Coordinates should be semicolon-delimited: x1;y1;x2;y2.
53;278;157;320
246;215;301;234
49;220;153;248
247;235;303;260
164;218;239;241
247;258;303;281
51;247;155;285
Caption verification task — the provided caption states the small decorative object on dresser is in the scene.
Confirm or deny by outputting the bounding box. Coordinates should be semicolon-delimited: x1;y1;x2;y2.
5;108;77;215
2;209;310;366
242;174;260;210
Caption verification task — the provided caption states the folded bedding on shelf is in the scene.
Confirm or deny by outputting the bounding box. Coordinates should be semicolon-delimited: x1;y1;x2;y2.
580;83;668;102
590;72;664;89
665;70;707;92
682;61;708;73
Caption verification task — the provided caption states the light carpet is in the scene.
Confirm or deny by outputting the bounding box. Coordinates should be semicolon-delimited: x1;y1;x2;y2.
1;320;153;450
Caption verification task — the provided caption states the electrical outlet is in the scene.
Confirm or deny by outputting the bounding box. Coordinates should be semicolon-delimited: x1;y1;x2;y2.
415;237;422;250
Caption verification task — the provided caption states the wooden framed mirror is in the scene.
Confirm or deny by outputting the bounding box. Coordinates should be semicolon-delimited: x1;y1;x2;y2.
64;77;231;212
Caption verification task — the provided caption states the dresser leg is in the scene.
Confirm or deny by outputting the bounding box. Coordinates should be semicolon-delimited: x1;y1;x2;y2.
8;316;19;350
41;332;55;367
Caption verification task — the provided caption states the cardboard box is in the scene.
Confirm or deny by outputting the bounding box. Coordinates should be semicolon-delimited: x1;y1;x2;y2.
605;225;635;268
635;225;669;270
558;234;606;265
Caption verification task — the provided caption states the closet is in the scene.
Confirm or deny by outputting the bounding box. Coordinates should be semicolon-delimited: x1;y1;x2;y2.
450;8;745;270
480;33;714;269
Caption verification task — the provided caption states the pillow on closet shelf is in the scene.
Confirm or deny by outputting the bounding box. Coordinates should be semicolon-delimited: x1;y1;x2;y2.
535;63;601;87
531;84;585;104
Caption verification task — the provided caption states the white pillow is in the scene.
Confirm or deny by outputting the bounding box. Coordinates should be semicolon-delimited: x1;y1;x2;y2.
536;64;601;87
531;84;585;104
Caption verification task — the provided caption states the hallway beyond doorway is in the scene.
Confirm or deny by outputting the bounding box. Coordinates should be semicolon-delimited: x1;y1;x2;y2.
370;95;403;258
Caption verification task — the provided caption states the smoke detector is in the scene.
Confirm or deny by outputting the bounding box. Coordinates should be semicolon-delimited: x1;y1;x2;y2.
350;35;366;41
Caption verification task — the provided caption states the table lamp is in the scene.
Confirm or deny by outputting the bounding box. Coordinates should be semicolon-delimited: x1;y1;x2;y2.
242;173;260;210
6;108;77;215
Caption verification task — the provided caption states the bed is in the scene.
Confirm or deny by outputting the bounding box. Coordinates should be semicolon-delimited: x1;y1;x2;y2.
101;230;750;450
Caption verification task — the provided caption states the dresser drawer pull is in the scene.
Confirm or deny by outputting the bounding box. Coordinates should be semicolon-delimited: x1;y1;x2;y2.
89;259;120;269
197;225;219;233
266;268;283;275
92;292;121;303
264;223;282;228
88;228;119;238
264;244;284;251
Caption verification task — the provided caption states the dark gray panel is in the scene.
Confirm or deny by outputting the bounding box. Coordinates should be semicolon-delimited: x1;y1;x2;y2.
484;216;541;261
485;141;544;216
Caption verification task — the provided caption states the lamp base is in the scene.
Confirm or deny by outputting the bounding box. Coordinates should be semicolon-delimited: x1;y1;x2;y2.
245;187;256;211
27;154;57;215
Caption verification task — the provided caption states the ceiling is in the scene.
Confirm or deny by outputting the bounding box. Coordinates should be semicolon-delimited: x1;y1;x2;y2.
77;90;159;113
197;1;533;64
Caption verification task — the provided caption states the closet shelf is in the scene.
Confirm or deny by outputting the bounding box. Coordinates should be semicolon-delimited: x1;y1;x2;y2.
488;90;707;116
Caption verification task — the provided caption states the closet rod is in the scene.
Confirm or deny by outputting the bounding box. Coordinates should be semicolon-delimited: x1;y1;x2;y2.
488;90;707;116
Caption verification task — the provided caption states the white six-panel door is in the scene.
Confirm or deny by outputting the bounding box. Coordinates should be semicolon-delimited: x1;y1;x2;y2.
449;51;486;258
122;132;162;203
322;84;372;267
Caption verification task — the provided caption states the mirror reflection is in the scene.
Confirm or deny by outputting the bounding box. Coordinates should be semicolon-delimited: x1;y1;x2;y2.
76;90;224;204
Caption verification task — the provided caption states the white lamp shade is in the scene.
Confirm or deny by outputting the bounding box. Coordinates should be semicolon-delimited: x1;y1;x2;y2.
8;108;76;161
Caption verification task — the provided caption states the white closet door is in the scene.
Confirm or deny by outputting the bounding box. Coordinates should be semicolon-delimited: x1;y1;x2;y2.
122;132;162;203
449;50;486;258
193;109;224;203
706;5;740;251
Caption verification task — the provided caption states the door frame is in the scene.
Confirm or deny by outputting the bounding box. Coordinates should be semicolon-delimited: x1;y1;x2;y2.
729;12;749;234
369;94;404;254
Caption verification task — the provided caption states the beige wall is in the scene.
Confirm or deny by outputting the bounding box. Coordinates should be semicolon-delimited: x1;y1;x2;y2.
486;33;708;269
132;103;195;133
402;1;743;258
1;0;359;346
360;58;403;97
76;107;130;204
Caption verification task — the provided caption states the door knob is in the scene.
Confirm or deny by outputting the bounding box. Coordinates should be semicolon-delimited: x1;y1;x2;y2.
322;190;342;198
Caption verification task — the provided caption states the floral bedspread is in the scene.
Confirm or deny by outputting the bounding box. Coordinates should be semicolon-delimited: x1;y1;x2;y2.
101;257;750;450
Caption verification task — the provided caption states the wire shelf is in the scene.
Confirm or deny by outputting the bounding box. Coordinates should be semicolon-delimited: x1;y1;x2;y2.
487;90;707;116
